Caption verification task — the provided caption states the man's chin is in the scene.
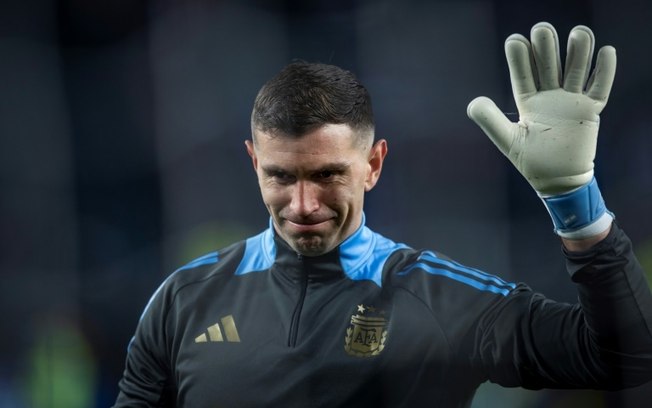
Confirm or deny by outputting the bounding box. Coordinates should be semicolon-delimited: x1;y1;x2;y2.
291;236;332;257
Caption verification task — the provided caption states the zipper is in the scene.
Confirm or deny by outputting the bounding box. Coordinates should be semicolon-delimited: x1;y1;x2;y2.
288;253;308;347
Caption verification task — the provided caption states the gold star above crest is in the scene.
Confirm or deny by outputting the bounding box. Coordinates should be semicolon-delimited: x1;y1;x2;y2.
357;304;366;313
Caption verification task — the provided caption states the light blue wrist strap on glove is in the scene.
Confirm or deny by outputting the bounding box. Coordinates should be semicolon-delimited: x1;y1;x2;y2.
539;177;614;239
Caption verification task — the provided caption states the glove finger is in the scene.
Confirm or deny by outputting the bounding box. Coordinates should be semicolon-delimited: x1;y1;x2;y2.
530;22;562;90
505;34;537;99
563;25;595;93
586;45;617;103
467;96;515;155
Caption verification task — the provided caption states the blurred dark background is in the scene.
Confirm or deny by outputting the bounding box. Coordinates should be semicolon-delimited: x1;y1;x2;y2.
1;0;651;406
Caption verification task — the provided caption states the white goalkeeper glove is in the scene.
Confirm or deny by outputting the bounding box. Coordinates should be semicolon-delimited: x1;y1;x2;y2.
467;22;615;239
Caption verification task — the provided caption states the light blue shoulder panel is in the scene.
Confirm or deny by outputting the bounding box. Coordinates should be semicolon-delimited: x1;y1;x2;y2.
340;224;408;288
234;227;276;275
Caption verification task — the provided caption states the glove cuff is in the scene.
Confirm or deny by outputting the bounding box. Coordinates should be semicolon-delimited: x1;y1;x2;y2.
539;177;614;239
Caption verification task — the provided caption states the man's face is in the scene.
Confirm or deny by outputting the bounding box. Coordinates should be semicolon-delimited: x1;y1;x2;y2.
246;124;387;256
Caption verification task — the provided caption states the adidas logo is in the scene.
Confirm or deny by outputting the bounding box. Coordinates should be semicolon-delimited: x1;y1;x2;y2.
195;315;241;343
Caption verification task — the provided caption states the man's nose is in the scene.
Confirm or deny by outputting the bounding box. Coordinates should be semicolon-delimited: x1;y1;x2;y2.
289;181;320;216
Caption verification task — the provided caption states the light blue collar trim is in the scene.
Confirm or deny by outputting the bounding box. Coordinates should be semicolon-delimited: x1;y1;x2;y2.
235;213;408;287
339;213;408;287
234;222;276;275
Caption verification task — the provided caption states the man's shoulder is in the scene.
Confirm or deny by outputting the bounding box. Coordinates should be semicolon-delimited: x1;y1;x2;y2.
135;233;267;321
385;245;518;297
161;235;255;293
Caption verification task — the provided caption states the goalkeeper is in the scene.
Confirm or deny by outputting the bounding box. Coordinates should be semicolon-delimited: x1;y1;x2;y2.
114;22;652;407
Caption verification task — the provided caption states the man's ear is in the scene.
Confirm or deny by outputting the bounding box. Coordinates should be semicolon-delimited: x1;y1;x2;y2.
245;140;258;171
365;139;388;192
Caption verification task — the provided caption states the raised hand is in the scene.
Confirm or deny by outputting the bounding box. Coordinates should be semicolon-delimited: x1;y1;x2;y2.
467;22;616;196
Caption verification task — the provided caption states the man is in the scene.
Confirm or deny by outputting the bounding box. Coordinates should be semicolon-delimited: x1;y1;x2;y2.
114;22;652;407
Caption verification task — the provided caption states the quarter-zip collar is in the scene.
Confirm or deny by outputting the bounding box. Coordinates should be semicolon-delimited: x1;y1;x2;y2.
271;213;375;282
273;235;343;282
236;213;399;288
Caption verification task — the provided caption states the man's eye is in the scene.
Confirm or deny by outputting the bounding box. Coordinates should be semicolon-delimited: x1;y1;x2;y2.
316;171;334;179
272;172;294;183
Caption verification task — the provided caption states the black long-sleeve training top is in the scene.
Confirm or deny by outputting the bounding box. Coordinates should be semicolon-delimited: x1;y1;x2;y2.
114;219;652;407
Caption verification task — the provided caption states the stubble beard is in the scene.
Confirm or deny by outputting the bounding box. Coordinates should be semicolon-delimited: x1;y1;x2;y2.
290;234;331;257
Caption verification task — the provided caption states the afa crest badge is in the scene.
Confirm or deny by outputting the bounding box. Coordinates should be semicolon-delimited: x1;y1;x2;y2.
344;304;388;357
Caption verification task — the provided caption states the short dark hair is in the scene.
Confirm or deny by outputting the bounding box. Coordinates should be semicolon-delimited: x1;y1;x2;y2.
251;61;374;146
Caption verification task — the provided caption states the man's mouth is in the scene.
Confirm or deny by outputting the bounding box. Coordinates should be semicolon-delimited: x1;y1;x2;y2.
284;217;332;232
